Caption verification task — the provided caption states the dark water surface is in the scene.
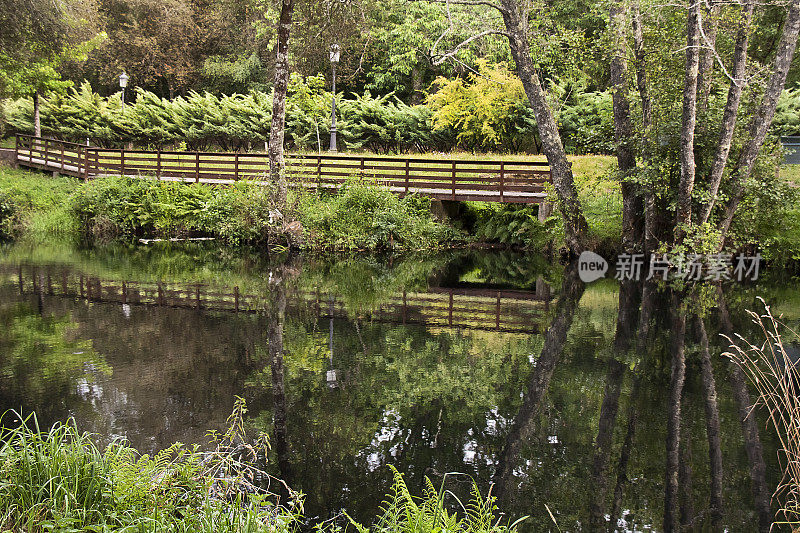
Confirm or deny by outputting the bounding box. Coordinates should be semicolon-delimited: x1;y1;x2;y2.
0;242;795;531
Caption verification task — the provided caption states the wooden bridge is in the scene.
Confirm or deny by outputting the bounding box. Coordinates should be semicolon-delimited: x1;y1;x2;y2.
9;265;553;334
14;135;551;204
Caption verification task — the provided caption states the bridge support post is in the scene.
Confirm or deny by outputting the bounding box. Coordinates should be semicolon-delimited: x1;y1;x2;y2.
537;200;553;222
430;199;462;221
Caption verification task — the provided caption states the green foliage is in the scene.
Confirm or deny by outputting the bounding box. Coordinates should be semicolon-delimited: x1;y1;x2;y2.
342;466;524;533
773;86;800;137
0;166;79;241
427;62;539;153
2;77;611;155
472;204;553;249
296;179;462;251
551;77;614;155
0;410;301;532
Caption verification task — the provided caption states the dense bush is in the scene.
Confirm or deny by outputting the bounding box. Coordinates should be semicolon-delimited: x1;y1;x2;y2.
297;179;462;250
773;85;800;137
1;72;612;155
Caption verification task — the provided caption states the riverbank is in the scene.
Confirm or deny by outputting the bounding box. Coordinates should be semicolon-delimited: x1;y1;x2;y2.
0;156;617;252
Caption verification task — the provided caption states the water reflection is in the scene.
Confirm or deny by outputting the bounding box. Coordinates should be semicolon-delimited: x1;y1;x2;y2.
0;243;789;531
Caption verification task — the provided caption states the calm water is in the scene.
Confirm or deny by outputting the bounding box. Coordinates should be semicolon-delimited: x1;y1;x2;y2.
0;242;795;531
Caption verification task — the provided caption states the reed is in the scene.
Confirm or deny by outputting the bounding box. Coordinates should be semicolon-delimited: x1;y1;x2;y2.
724;299;800;529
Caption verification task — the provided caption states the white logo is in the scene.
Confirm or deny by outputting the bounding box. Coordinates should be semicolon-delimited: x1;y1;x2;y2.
578;251;608;283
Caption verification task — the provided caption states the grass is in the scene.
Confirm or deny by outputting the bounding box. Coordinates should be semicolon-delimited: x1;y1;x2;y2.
0;166;79;241
0;401;523;533
725;301;800;529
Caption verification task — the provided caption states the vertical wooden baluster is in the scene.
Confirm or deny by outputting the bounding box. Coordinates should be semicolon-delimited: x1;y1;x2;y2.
120;147;125;177
14;135;19;167
122;282;128;304
360;157;365;180
196;285;201;309
234;286;239;312
499;161;505;202
158;283;164;306
451;160;456;200
157;149;162;180
404;159;410;196
196;152;200;183
60;142;65;171
44;138;49;167
317;154;322;190
234;152;239;181
402;291;407;324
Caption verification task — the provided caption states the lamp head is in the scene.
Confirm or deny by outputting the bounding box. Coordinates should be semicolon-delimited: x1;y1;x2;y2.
119;71;129;89
329;44;340;63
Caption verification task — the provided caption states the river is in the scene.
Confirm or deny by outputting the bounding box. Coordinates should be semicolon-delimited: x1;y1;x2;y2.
0;241;793;531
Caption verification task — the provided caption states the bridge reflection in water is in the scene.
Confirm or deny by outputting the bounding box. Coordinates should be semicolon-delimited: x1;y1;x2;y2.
12;265;553;334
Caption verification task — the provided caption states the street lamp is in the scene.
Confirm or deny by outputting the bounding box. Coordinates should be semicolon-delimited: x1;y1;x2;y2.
329;44;340;152
119;71;129;110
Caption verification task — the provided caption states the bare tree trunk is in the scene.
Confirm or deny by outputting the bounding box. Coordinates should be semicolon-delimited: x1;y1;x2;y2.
697;4;721;111
610;1;643;250
664;295;686;533
499;0;588;255
632;4;660;250
697;316;724;529
675;1;702;238
268;0;295;211
719;0;800;239
699;1;754;224
33;90;41;138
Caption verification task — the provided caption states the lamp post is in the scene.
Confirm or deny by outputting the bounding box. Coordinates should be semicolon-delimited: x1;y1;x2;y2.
119;71;129;110
329;44;340;152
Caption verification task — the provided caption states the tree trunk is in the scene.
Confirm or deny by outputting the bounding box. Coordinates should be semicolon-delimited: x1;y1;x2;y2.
698;1;754;225
697;4;721;111
268;0;295;211
500;0;588;255
675;1;701;238
719;0;800;240
632;4;660;249
697;316;724;529
610;1;643;250
33;90;41;138
664;294;686;533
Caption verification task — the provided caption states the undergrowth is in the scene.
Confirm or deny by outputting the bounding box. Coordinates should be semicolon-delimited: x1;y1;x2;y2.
0;401;525;533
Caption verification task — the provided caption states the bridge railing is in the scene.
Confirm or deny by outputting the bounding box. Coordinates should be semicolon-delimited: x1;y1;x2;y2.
14;135;552;203
15;134;90;178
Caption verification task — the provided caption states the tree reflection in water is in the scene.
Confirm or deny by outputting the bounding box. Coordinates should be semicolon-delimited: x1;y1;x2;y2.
0;245;787;531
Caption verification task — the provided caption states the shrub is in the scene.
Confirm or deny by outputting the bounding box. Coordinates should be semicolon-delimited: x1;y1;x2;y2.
296;179;461;251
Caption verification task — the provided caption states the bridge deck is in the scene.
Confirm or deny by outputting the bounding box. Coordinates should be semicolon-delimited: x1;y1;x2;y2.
15;135;551;204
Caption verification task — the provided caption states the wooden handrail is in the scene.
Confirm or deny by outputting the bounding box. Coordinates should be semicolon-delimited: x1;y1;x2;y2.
14;134;553;204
